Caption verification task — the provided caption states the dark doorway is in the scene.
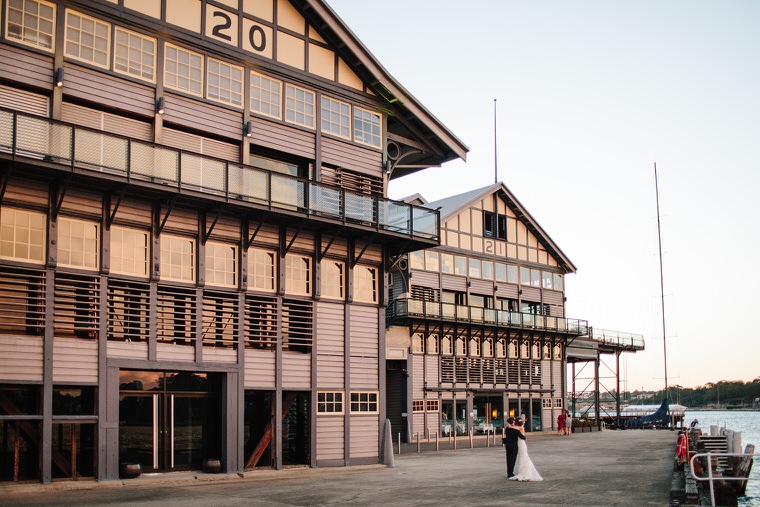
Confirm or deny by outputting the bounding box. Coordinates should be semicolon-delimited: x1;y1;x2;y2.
118;371;222;472
244;390;274;469
386;361;407;442
281;391;309;466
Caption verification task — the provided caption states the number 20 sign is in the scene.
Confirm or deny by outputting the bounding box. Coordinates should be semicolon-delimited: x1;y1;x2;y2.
205;7;273;59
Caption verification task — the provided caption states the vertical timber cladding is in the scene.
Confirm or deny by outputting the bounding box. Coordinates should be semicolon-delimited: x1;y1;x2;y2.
348;304;379;461
315;301;345;464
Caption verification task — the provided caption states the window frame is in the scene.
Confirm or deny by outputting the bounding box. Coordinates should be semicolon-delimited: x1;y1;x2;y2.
57;217;99;270
0;207;46;264
320;258;345;300
113;26;156;83
5;0;56;52
159;234;196;283
353;106;382;148
285;83;315;129
353;264;377;304
247;247;276;292
284;253;311;296
321;95;351;139
205;241;237;288
64;9;110;69
206;56;244;107
164;42;204;97
317;391;344;414
350;391;378;414
109;225;148;277
249;70;282;119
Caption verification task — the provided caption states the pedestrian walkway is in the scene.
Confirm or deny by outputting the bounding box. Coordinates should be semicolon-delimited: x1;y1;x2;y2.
1;430;677;507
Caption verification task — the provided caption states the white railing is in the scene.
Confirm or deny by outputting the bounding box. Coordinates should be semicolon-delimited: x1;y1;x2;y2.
689;451;757;506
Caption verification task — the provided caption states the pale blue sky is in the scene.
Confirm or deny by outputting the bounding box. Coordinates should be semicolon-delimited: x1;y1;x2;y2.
329;0;760;391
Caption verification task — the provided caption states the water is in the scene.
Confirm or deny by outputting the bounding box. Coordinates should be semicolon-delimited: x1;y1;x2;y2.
685;409;760;506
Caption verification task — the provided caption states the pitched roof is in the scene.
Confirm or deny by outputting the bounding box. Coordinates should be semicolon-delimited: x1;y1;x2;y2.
295;1;468;177
425;182;577;273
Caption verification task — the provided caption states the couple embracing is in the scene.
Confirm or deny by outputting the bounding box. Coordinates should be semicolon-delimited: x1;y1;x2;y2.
502;417;543;481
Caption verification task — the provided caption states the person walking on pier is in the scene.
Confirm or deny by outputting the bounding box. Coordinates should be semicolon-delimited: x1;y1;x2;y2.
502;417;525;478
564;410;572;435
557;411;566;435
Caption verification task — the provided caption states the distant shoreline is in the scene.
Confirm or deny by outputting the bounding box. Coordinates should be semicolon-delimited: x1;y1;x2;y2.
685;408;760;412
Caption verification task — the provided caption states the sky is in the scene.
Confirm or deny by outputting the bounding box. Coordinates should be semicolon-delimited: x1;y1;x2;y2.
328;0;760;392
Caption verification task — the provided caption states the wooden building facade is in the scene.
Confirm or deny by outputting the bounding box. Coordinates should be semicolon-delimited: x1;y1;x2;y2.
385;183;589;439
0;0;467;483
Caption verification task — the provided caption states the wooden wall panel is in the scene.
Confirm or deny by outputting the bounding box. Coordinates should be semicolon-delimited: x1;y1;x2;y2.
494;283;518;299
543;290;564;306
441;275;466;291
410;271;438;289
163;93;241;140
0;45;53;92
425;355;439;387
349;305;378;358
64;65;154;117
52;337;97;383
106;340;148;359
412;354;424;398
61;103;152;141
316;416;345;461
282;351;311;389
469;279;492;294
0;84;49;116
321;137;382;178
248;222;279;248
0;335;43;382
349;416;378;459
521;286;541;301
59;187;102;220
316;302;344;388
203;347;237;363
250;117;314;158
349;356;377;389
206;215;240;243
111;197;152;228
156;342;195;362
3;177;49;209
161;206;197;235
244;349;275;389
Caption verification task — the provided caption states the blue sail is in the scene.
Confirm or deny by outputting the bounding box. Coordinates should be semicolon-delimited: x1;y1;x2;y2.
625;399;670;429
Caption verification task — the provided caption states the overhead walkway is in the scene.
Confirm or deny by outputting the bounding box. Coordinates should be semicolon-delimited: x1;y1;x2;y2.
566;328;645;429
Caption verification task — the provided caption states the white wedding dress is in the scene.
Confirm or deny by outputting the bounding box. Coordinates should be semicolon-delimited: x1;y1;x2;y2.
509;438;543;481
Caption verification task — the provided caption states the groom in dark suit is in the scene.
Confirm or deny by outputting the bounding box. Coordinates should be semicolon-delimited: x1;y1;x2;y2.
502;417;526;478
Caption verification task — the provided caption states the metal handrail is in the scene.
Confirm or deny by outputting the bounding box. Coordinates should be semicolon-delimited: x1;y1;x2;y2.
689;451;758;506
390;297;588;335
591;328;645;350
0;107;439;241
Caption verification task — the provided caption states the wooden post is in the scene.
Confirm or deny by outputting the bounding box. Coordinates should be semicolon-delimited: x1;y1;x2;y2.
397;433;401;455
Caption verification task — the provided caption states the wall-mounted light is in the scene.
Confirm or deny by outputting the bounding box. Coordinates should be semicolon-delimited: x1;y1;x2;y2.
517;289;523;295
155;96;165;115
494;286;499;292
467;281;471;288
563;296;567;302
54;68;64;88
244;121;254;137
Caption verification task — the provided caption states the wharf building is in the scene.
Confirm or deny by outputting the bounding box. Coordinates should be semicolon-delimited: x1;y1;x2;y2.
0;0;467;483
385;183;588;439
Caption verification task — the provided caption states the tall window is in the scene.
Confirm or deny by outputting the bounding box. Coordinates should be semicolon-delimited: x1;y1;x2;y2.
0;207;46;264
250;71;281;119
321;96;350;139
57;218;98;270
65;10;109;68
160;234;195;282
205;241;237;287
285;84;315;128
353;265;377;303
113;27;156;82
353;107;381;148
285;253;311;295
164;43;203;96
110;226;148;277
247;248;276;292
6;0;56;51
320;259;344;300
207;57;243;107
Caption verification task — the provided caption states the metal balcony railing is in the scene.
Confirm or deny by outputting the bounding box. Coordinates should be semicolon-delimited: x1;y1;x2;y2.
0;108;439;241
591;328;645;350
389;298;588;335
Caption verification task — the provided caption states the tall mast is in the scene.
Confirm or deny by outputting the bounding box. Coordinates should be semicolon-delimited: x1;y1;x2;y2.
493;98;498;184
654;163;668;399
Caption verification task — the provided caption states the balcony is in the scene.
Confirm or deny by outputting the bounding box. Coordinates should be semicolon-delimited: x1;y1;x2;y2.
389;298;588;336
0;108;439;243
591;328;645;351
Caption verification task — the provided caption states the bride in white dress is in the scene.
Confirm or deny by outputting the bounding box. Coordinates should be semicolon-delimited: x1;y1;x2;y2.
509;419;543;482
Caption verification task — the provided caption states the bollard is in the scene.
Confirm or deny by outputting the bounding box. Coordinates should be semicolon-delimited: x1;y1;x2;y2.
453;428;457;450
398;432;401;455
427;428;430;444
469;428;473;448
435;431;439;452
487;428;490;448
416;432;420;453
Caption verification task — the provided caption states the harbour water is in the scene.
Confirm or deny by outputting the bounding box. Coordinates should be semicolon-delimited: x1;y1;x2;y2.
685;409;760;506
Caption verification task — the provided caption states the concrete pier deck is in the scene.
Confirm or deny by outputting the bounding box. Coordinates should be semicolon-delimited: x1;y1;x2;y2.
2;429;676;507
